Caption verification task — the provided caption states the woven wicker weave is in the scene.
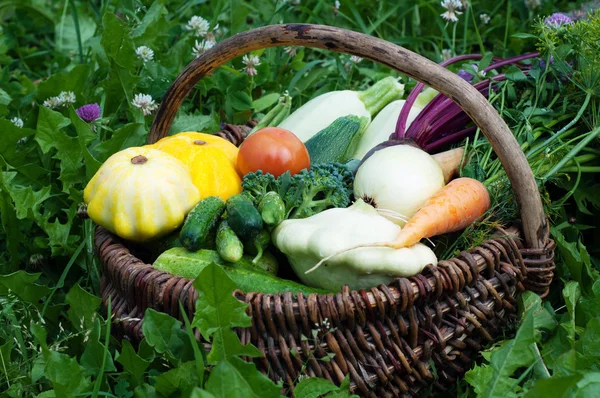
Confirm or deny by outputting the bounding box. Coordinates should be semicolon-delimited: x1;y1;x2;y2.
96;24;555;396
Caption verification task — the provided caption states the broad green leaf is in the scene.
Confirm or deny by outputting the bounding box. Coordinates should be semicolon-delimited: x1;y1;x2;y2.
102;63;140;116
132;1;169;45
552;228;598;291
186;388;217;398
35;107;86;192
35;64;92;104
38;203;78;256
525;375;583;397
575;372;600;397
170;113;213;135
31;356;46;384
191;263;261;364
0;119;34;167
153;361;199;396
35;107;71;154
0;186;24;272
101;13;136;69
134;384;157;397
0;171;52;220
0;88;11;105
579;317;600;360
205;356;280;398
44;350;91;397
94;123;147;162
252;93;280;113
0;271;51;303
520;291;557;332
294;377;338;398
504;65;528;82
229;91;253;111
56;10;97;55
117;340;152;384
464;296;540;397
69;107;101;178
65;284;101;331
563;281;581;345
142;308;192;361
80;317;117;375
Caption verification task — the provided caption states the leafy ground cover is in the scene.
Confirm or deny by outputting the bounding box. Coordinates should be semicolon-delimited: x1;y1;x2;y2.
1;0;600;397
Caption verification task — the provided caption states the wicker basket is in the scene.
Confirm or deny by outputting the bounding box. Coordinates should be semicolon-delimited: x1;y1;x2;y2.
96;24;555;396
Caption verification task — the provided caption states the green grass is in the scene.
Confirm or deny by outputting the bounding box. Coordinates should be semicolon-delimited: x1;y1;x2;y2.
1;0;600;396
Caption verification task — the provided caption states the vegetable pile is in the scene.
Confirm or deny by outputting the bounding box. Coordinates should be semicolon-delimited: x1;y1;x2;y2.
83;69;495;292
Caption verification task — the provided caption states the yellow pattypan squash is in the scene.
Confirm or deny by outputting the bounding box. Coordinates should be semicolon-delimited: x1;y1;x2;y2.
150;132;242;200
84;147;200;242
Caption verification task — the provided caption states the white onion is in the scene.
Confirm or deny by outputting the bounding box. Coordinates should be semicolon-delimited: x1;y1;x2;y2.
353;145;445;226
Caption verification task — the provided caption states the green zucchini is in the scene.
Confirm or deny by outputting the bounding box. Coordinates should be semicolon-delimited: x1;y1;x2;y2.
153;247;325;295
304;115;369;164
226;194;263;241
216;221;244;262
180;196;226;251
258;192;286;226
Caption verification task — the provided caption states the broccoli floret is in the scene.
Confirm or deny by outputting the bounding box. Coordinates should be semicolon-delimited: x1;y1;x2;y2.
241;170;278;205
241;163;354;219
286;163;354;219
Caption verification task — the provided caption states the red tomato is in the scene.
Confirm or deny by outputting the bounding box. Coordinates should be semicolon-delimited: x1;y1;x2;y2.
237;127;310;177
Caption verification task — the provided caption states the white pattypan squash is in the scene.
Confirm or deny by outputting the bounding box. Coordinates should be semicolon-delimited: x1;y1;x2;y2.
272;199;437;291
84;147;200;242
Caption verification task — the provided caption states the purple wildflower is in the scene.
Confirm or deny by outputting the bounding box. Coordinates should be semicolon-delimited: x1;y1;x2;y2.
544;13;573;28
457;64;479;83
76;103;101;122
539;55;555;68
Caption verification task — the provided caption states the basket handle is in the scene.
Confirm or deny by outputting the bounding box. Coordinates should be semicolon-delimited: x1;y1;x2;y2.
148;24;549;252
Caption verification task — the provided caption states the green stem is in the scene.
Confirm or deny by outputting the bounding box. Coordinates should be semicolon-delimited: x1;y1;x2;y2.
92;297;111;398
527;92;593;160
469;5;485;54
543;124;600;180
502;0;511;58
70;0;84;63
559;166;600;173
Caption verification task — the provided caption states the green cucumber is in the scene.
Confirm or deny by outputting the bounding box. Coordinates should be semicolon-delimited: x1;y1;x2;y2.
180;196;226;251
258;192;286;226
153;247;326;295
304;115;369;164
226;194;263;241
216;221;244;262
244;229;271;266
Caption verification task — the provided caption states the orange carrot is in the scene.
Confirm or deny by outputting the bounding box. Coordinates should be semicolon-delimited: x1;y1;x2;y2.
306;177;490;274
392;177;490;248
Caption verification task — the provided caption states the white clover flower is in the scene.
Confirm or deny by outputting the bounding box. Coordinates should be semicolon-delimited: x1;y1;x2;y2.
135;46;154;63
284;47;297;57
193;39;215;58
442;48;453;61
11;117;23;128
43;96;62;109
185;15;210;37
440;0;463;22
349;55;363;64
242;54;261;76
480;13;491;24
131;93;159;116
524;0;541;10
58;91;76;105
